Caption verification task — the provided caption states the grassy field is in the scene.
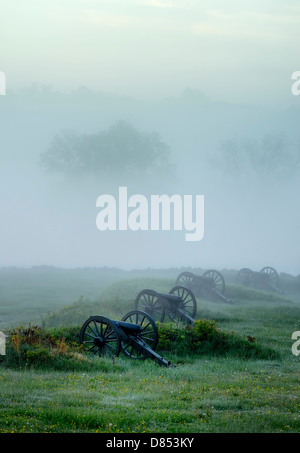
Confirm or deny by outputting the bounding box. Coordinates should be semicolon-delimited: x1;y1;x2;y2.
0;267;299;433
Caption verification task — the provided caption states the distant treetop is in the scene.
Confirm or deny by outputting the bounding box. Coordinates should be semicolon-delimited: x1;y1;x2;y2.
39;120;174;184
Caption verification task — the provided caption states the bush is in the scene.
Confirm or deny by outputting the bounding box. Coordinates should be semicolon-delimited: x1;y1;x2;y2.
157;320;279;360
0;325;117;372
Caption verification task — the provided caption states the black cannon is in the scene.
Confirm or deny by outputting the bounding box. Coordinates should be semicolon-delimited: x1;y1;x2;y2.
175;270;232;304
80;310;171;367
236;266;282;294
134;286;197;324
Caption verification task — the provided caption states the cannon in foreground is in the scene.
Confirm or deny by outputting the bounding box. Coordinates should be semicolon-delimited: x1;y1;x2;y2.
80;310;171;367
175;270;232;304
135;286;197;324
236;266;282;294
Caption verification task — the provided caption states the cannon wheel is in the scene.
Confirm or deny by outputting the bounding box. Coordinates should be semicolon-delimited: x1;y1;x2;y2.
175;271;195;289
120;310;159;360
134;289;165;323
236;268;253;287
80;315;121;358
168;286;197;323
202;269;225;300
260;266;279;287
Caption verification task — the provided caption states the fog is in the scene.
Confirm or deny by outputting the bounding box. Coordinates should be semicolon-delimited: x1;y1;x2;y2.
1;1;300;275
0;88;299;275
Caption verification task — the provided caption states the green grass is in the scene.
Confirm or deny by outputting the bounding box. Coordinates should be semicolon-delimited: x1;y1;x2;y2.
0;268;300;433
0;358;299;433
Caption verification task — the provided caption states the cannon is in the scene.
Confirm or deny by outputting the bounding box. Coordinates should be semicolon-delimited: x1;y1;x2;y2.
175;270;232;304
80;310;171;367
236;266;282;294
135;286;197;324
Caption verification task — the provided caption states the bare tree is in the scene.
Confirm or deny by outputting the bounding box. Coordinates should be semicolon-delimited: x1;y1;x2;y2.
209;133;300;183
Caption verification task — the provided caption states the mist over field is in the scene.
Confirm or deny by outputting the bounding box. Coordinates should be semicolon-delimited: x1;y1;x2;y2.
0;88;299;274
1;0;300;275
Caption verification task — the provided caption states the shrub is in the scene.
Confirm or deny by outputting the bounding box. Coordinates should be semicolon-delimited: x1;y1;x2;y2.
157;320;279;360
0;325;112;371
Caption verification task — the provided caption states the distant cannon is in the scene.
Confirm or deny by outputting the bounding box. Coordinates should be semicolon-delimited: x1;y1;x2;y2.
175;270;233;304
135;286;197;324
80;310;171;367
236;266;282;294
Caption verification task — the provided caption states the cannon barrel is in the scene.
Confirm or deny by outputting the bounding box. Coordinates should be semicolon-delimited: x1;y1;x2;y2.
264;282;283;294
158;292;195;324
123;334;172;367
208;288;233;304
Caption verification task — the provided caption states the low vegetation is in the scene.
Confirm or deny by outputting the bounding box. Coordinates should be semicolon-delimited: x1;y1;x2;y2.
0;269;299;433
1;317;280;373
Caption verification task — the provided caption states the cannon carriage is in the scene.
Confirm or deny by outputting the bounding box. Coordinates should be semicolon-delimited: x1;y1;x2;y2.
236;266;282;294
175;270;232;304
80;310;171;367
135;286;197;324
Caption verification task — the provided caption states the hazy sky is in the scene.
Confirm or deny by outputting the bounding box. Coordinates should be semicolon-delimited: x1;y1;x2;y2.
1;0;300;102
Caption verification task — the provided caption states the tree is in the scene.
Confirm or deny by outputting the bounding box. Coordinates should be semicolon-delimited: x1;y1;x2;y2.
209;133;300;184
39;120;174;183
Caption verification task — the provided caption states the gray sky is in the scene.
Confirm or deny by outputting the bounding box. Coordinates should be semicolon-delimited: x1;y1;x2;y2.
1;0;300;102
